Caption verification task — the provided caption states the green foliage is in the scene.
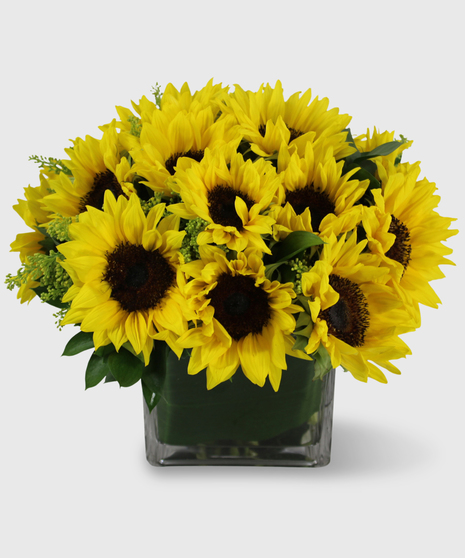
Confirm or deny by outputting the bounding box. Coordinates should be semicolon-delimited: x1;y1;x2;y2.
237;139;257;162
345;163;381;207
5;216;76;320
343;127;404;165
312;344;333;381
29;155;72;176
35;252;72;303
292;298;313;352
46;215;75;242
179;216;229;263
265;231;324;280
140;193;164;215
167;191;181;206
85;353;110;389
107;347;146;388
348;141;404;162
127;115;142;138
286;256;311;294
62;331;94;356
95;344;116;358
141;341;167;412
156;350;323;445
75;339;166;411
6;250;72;310
341;128;412;206
180;217;209;262
53;308;68;330
81;344;145;390
271;231;324;262
5;273;19;292
132;175;154;201
151;82;162;108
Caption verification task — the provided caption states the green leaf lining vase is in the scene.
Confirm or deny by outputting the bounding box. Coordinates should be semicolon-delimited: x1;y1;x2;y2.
143;349;336;467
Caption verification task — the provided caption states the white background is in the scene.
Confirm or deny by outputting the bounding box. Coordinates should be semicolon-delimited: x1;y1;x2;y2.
1;1;463;557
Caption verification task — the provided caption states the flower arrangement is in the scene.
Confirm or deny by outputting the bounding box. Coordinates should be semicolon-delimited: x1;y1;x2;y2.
6;80;457;464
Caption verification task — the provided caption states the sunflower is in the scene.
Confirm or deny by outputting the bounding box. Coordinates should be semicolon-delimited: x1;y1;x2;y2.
159;79;229;115
10;171;56;262
58;191;189;364
269;142;368;240
101;98;154;154
301;232;415;383
218;80;354;159
128;101;241;196
177;246;310;391
168;149;279;253
9;171;61;303
361;160;457;326
109;79;230;153
41;122;135;219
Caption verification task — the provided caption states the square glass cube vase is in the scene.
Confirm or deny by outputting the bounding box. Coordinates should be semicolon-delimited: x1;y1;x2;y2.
144;350;336;467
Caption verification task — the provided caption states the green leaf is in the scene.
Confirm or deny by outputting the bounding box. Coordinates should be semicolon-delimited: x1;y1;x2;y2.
142;383;162;413
296;294;311;314
95;343;116;358
141;341;167;413
356;158;377;175
343;132;361;164
122;341;145;362
265;231;324;279
292;335;309;352
356;141;403;160
107;348;146;388
344;137;403;165
295;323;312;339
342;128;361;163
36;225;60;251
272;231;324;261
344;128;357;149
38;236;59;253
349;165;380;188
295;311;311;330
132;175;153;201
278;264;296;284
313;345;333;381
85;353;110;389
62;331;94;356
156;350;324;445
342;162;381;207
142;372;165;398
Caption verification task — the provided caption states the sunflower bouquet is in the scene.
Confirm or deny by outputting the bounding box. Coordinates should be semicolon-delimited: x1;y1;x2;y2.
6;80;457;465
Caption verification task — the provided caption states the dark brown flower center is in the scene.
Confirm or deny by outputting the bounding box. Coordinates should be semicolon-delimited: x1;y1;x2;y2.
103;243;175;313
386;215;412;272
165;149;204;175
288;127;304;143
209;273;271;341
319;274;369;347
80;170;127;212
207;185;254;230
285;185;335;232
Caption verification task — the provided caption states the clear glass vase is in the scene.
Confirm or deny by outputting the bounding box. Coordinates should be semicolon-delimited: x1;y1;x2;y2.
143;349;336;467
